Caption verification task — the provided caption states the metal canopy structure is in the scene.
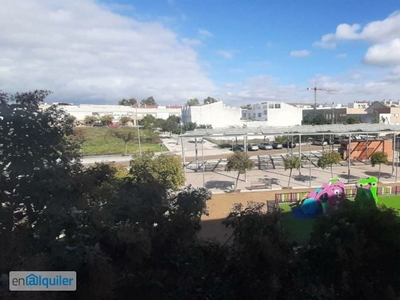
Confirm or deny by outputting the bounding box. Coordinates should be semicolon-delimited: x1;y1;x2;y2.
180;123;400;138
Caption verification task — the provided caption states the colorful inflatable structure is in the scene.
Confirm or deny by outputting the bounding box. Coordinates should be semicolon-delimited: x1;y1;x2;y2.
290;177;380;218
354;176;378;208
291;178;347;217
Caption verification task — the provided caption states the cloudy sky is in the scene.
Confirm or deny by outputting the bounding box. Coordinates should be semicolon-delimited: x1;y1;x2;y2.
1;0;400;106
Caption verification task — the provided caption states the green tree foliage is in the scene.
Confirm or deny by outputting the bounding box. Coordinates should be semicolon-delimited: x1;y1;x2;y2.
84;115;98;125
161;119;179;133
223;202;294;299
100;114;113;125
317;151;342;178
109;128;137;156
186;98;200;106
240;104;252;109
283;155;302;188
130;153;185;190
371;151;389;182
139;115;157;130
372;110;379;124
118;98;137;106
183;121;197;131
302;114;328;125
203;97;218;104
140;96;157;106
225;152;254;190
346;116;361;124
119;116;131;125
301;204;400;299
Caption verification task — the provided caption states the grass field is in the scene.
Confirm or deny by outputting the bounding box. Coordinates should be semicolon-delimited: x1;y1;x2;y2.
279;195;400;244
76;127;169;156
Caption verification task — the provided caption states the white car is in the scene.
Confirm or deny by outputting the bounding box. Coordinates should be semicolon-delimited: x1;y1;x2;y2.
259;142;273;150
248;144;259;151
312;140;328;146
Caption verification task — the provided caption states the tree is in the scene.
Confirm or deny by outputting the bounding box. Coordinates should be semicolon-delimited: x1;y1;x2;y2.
371;151;389;182
119;116;131;125
110;128;136;155
283;155;302;188
346;116;360;124
186;98;200;106
225;152;254;190
183;122;197;131
302;114;328;125
161;119;179;133
139;115;157;130
203;97;218;104
84;115;98;125
140;96;157;106
0;90;83;274
130;153;185;190
317;151;342;178
302;204;400;299
372;110;379;124
119;98;137;106
100;115;113;125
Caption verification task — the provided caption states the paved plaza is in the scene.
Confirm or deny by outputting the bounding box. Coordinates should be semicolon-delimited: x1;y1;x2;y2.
182;151;399;194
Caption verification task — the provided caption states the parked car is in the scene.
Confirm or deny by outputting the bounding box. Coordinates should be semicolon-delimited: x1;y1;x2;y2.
259;142;273;150
272;142;283;149
232;145;244;152
333;137;343;144
248;144;259;151
312;140;328;146
282;141;296;148
92;122;104;127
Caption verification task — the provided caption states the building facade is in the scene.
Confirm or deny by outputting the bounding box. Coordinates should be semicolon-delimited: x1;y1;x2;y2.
181;101;242;128
39;103;182;124
241;102;303;126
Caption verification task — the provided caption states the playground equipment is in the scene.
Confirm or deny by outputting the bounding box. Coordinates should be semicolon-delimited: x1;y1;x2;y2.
291;178;346;216
354;176;378;207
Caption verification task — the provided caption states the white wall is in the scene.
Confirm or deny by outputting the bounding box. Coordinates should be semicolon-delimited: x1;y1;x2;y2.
242;102;302;126
182;101;242;128
40;104;182;122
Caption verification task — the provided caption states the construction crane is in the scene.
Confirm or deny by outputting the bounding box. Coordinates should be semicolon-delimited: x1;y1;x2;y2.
307;82;338;113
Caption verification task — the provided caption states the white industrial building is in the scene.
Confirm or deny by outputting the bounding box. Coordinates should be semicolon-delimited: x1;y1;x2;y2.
181;101;242;128
241;101;303;126
39;103;182;124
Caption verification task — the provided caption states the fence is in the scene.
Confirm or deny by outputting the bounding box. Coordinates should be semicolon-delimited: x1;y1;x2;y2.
275;185;400;203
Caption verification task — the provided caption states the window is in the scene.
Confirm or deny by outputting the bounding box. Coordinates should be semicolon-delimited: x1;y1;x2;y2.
275;103;281;109
252;113;255;118
242;112;246;117
269;104;274;108
258;113;261;118
263;110;267;115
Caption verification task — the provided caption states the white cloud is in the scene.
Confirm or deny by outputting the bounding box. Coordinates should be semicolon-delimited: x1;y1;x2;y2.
363;38;400;66
290;50;310;57
315;11;400;48
198;29;213;37
314;11;400;67
336;53;347;59
0;0;215;104
217;50;234;59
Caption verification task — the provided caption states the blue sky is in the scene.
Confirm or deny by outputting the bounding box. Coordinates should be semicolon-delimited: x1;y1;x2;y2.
1;0;400;106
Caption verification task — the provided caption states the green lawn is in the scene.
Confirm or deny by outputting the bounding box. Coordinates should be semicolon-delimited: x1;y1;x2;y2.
279;195;400;245
77;127;169;156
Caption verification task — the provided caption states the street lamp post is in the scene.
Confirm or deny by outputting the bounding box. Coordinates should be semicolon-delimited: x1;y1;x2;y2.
136;125;142;157
308;138;313;187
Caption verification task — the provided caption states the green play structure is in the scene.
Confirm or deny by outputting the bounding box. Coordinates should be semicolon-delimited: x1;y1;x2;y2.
354;176;379;208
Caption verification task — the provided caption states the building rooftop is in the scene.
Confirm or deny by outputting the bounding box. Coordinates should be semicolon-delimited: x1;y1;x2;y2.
180;123;400;137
